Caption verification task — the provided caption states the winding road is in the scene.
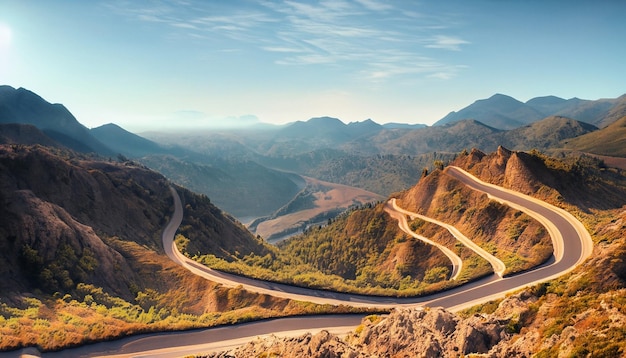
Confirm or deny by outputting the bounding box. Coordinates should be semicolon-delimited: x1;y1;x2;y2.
383;199;464;279
40;166;593;357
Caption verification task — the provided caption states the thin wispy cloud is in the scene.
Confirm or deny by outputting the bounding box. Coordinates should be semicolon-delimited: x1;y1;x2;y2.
107;0;470;82
360;51;458;83
354;0;393;11
171;22;197;29
262;46;306;53
9;0;622;129
425;35;470;51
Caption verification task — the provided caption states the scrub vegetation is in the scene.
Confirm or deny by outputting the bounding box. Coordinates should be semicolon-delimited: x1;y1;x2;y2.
189;203;462;297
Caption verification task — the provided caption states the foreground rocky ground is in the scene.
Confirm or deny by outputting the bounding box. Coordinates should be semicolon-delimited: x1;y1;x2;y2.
204;285;626;358
203;150;626;358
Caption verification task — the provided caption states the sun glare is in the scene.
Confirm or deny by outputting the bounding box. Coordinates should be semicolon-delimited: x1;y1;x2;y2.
0;23;13;48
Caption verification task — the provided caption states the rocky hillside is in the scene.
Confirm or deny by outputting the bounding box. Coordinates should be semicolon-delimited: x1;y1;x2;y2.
207;151;626;358
397;166;552;277
0;143;275;295
206;303;515;357
455;146;626;211
0;123;65;148
0;144;351;352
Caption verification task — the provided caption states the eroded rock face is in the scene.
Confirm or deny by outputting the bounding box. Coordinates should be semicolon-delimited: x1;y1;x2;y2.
206;306;513;358
208;330;365;358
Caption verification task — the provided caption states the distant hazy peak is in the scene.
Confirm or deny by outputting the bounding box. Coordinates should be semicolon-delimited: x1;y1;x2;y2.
486;93;520;101
525;95;566;105
347;118;382;128
306;116;345;125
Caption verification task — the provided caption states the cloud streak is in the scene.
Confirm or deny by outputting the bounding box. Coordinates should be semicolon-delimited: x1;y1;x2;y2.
107;0;470;82
425;35;470;51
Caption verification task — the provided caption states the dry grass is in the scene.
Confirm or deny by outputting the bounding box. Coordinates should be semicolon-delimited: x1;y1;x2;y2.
0;239;371;352
255;176;383;239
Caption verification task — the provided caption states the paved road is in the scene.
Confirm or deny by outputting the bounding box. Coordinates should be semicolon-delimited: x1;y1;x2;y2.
27;168;592;357
391;198;507;276
37;316;365;358
383;200;464;279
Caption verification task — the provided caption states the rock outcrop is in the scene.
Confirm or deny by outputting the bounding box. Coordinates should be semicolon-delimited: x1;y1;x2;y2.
207;276;626;357
206;304;513;358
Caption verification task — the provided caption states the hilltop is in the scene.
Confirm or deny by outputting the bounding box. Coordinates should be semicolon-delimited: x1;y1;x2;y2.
0;86;113;155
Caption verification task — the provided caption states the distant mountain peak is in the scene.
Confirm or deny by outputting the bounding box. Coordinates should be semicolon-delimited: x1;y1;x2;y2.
307;116;345;125
526;95;566;104
95;122;123;130
347;118;382;128
91;122;166;157
434;93;542;130
489;93;517;100
482;93;523;104
0;85;114;155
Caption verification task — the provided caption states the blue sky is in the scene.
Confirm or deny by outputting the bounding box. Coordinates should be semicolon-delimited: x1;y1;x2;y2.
1;1;625;131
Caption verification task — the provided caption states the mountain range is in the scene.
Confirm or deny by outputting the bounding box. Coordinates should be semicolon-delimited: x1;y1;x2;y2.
434;93;626;129
1;85;626;356
1;85;625;230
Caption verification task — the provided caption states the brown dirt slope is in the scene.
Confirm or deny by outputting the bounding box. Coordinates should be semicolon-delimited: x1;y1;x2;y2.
209;151;626;358
455;145;626;211
0;144;351;352
397;149;553;275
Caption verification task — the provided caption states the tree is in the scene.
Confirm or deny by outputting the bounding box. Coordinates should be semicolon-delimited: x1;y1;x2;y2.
433;160;445;171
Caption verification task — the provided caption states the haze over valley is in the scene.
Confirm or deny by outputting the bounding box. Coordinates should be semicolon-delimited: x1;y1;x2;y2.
1;1;626;357
1;85;626;357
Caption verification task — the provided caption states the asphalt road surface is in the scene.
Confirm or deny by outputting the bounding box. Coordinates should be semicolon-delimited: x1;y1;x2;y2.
14;167;592;357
